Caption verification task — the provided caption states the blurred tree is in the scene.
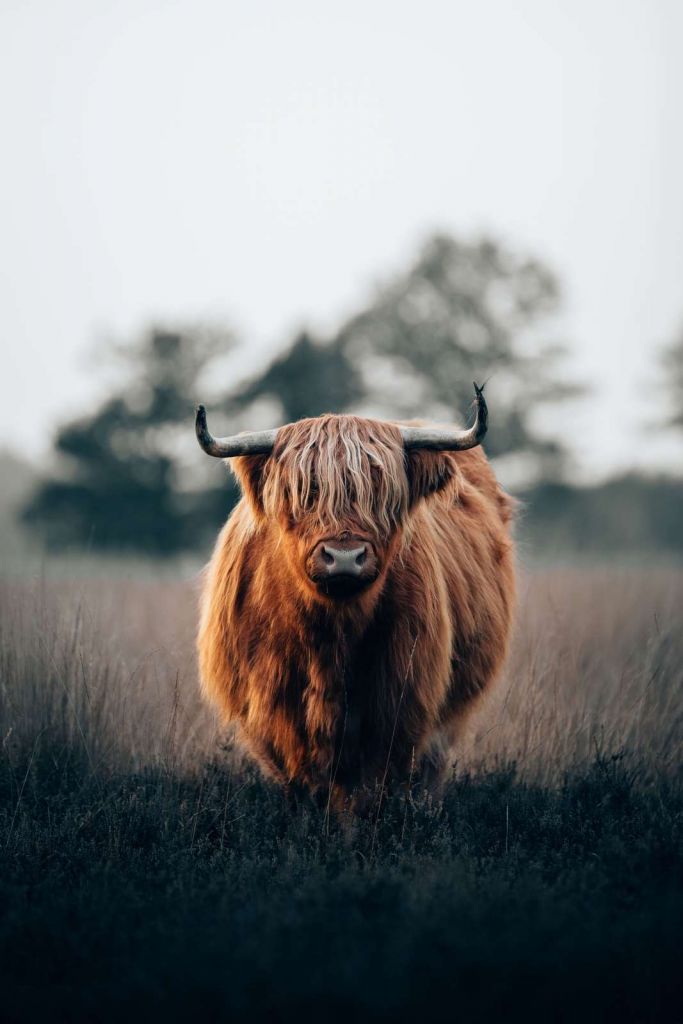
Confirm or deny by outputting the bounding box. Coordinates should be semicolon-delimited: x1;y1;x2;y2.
519;474;683;557
229;331;363;423
231;235;581;478
660;325;683;432
23;327;237;553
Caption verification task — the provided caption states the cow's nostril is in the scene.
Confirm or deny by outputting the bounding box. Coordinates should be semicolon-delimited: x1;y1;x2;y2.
321;547;335;566
355;549;367;566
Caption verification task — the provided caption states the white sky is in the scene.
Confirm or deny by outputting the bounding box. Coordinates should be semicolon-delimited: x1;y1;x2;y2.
1;0;682;478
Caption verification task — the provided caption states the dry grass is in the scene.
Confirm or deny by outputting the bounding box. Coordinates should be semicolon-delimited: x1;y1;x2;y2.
1;561;682;1022
0;572;210;773
464;567;683;780
1;563;681;783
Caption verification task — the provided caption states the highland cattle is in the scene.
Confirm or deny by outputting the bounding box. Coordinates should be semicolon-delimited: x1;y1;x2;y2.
196;385;515;812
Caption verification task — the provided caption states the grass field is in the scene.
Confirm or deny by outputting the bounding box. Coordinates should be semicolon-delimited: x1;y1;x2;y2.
1;564;682;1021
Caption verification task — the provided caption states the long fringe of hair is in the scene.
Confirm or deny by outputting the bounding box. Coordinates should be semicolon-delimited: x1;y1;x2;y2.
259;415;410;537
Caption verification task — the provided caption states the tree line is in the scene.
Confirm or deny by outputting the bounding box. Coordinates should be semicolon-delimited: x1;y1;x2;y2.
22;233;683;555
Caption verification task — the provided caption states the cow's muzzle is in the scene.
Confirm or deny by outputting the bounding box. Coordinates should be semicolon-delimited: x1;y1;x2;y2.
308;540;379;598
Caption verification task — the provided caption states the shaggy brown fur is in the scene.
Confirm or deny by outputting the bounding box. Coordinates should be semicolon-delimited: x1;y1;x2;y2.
198;414;516;812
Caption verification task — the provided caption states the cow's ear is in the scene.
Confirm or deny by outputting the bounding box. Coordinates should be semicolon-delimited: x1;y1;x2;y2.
405;451;458;506
230;454;269;518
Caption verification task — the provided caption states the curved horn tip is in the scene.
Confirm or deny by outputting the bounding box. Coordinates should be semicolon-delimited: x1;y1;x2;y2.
195;404;208;433
195;405;215;454
473;381;485;397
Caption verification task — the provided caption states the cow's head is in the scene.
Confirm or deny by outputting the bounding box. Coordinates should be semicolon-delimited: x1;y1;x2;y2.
195;386;487;604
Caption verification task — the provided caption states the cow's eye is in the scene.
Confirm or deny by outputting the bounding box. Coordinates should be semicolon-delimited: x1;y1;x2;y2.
305;477;319;505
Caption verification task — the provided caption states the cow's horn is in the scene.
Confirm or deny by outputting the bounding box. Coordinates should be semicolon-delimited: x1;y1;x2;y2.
195;405;278;458
399;382;488;452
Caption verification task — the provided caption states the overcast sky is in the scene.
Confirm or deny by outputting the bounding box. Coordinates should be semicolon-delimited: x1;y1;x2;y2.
1;0;682;478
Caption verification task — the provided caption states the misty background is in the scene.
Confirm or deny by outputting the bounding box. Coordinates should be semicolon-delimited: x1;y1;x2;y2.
1;0;682;564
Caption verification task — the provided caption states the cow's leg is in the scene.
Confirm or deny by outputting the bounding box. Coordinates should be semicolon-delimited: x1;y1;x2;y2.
415;730;454;799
